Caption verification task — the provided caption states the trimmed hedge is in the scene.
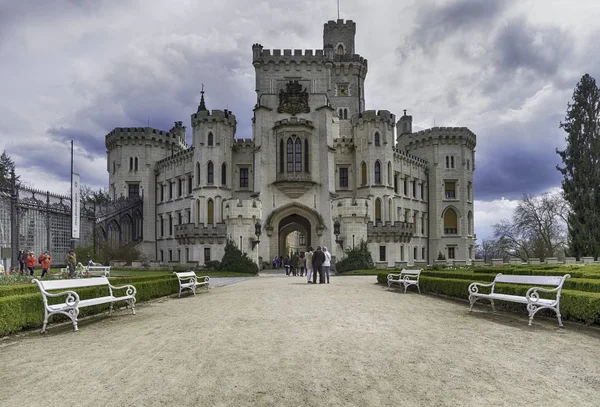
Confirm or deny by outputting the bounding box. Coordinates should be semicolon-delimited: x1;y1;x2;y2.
0;276;181;336
377;273;600;325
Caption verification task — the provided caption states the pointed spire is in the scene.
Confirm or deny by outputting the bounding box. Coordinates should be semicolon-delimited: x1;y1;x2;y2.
197;83;207;112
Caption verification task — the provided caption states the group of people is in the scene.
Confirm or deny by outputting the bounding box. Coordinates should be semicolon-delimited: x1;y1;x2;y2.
17;250;52;277
273;247;332;284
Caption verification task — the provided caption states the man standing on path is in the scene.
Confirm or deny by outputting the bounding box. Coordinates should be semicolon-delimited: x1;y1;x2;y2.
305;247;313;283
312;246;325;284
66;249;77;278
322;247;331;284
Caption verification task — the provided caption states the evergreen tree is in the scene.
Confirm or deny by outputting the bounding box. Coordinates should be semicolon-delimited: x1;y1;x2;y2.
556;74;600;259
219;238;259;274
0;150;19;189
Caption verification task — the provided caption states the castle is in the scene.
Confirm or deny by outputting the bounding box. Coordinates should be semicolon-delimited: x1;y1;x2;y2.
104;19;477;267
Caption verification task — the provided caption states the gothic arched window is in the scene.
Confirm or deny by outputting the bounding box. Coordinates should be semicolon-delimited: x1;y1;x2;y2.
196;162;201;186
286;138;293;172
374;132;380;146
361;162;367;185
387;161;392;185
221;162;227;185
374;161;381;184
443;208;458;234
207;199;214;224
446;156;449;168
375;198;382;222
295;137;302;171
337;44;344;55
208;132;214;146
207;161;214;184
344;109;348;119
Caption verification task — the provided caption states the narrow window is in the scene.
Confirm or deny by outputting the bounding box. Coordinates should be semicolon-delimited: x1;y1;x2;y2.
185;248;190;262
221;163;227;185
420;183;424;200
160;216;164;236
169;182;173;199
113;161;116;174
207;162;214;184
240;168;249;188
379;246;386;262
414;247;417;260
445;156;449;168
374;161;381;184
339;109;343;117
304;139;309;172
422;247;425;260
169;249;173;261
375;198;382;222
178;179;183;197
448;247;455;259
169;214;173;235
129;157;133;171
208;132;213;146
344;109;348;119
286;138;293;172
204;247;211;263
134;157;138;171
160;250;164;262
403;178;407;195
467;159;470;170
295;137;302;171
387;162;392;185
178;211;182;225
394;175;398;193
451;156;454;168
279;139;284;173
374;132;380;146
196;162;201;186
339;167;348;188
361;162;367;185
160;184;164;202
412;180;416;197
207;199;214;224
188;176;192;194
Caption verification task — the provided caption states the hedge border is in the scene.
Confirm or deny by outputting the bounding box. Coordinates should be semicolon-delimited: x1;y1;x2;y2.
0;276;182;336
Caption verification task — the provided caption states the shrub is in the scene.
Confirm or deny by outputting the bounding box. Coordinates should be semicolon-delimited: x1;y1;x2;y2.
204;260;221;271
335;240;374;273
437;252;446;260
219;239;258;274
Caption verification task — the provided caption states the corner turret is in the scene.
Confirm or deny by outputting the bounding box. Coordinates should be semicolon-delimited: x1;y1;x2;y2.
324;19;356;57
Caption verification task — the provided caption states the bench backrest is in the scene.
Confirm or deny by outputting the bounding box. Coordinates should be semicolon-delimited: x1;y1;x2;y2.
493;273;570;287
401;269;422;277
173;271;196;279
88;266;110;270
33;277;110;292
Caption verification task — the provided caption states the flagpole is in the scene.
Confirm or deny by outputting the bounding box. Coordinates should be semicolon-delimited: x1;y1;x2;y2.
70;140;74;249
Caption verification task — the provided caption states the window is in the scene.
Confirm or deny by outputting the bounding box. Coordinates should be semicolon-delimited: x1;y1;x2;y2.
279;139;284;173
169;249;173;261
451;156;454;168
207;162;214;184
160;216;164;237
204;248;211;263
375;198;382;222
207;199;214;224
295;138;302;171
196;162;201;186
403;178;408;195
387;162;392;185
304;139;309;172
444;208;458;234
420;183;424;200
379;246;386;262
160;250;164;262
160;184;164;202
337;44;344;55
112;161;116;174
169;214;173;235
177;249;181;262
221;163;227;186
412;180;416;197
169;182;173;200
185;248;189;263
445;182;456;199
401;246;404;261
374;132;380;146
343;109;348;119
188;176;192;194
468;211;473;235
422;247;425;260
339;167;348;188
134;157;138;171
361;162;367;185
129;157;133;171
394;175;398;193
467;182;472;201
374;161;381;184
299;234;306;245
445;156;449;168
467;159;470;170
208;132;213;146
414;247;417;260
128;184;139;198
178;179;183;197
240;168;249;188
287;138;293;172
448;247;455;259
421;216;425;234
339;109;343;117
178;211;182;225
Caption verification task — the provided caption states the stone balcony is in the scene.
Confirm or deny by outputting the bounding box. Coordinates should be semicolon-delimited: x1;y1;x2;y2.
174;223;227;244
367;221;414;243
273;171;316;199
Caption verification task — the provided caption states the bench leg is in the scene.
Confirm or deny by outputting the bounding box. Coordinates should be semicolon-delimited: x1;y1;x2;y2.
109;303;114;316
469;295;478;311
490;299;496;313
129;298;136;315
416;284;421;294
41;310;50;333
68;309;80;332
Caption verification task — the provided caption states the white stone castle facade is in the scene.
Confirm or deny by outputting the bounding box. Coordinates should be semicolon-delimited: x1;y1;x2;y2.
104;19;477;267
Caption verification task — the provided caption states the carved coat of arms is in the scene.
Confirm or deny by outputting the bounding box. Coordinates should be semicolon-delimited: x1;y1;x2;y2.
278;80;310;115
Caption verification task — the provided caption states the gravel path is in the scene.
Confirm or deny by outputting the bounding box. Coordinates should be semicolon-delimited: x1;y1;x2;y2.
1;275;599;407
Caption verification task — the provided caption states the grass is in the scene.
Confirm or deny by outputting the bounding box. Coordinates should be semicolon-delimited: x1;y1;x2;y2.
109;269;256;278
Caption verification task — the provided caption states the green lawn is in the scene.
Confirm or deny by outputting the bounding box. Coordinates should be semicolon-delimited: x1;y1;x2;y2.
108;269;256;278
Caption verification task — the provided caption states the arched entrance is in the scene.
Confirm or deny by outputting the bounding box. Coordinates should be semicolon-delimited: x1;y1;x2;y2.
278;214;311;256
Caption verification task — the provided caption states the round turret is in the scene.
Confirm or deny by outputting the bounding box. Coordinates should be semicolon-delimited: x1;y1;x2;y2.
323;19;356;56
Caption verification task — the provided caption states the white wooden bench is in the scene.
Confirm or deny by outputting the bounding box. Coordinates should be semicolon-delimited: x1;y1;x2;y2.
86;265;111;277
173;271;210;297
32;276;137;333
387;269;422;293
468;273;571;327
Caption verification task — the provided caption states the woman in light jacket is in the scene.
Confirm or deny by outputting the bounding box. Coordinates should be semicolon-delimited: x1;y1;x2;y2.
322;247;331;284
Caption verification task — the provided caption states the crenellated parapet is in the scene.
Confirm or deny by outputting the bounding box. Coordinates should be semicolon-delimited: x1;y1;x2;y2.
232;138;255;152
331;197;370;219
223;199;262;220
367;221;414;243
105;127;187;151
392;148;429;168
191;109;237;129
324;19;356;33
155;147;194;171
405;127;477;150
351;110;396;128
251;45;367;69
333;137;355;149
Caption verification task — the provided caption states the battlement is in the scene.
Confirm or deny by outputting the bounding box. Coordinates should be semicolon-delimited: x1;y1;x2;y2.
331;197;370;220
392;148;429;167
407;127;476;148
351;110;396;127
367;221;414;239
233;138;255;151
155;147;194;171
323;19;356;33
105;127;187;150
333;137;354;149
223;199;262;219
273;117;314;129
252;44;367;67
191;109;237;126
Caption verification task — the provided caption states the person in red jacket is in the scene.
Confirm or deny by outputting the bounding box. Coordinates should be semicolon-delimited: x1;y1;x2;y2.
41;252;52;278
25;251;36;276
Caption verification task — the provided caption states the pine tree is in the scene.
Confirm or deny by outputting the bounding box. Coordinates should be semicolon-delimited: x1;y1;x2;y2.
219;238;259;274
0;150;19;189
556;74;600;259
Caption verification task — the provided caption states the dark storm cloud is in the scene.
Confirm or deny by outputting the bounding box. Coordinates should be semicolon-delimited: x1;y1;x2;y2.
47;126;105;157
397;0;513;58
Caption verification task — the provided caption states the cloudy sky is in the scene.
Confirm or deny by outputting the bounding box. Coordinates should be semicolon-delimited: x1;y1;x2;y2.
1;0;599;240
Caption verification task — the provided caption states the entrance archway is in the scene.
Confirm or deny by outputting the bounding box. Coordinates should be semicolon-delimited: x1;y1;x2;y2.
278;214;311;256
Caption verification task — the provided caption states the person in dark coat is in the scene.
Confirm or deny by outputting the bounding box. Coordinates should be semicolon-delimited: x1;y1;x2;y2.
312;246;325;284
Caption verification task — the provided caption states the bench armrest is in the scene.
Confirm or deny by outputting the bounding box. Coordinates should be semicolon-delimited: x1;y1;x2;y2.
526;286;560;303
468;281;494;295
42;290;80;306
387;274;401;281
196;276;210;283
108;283;137;297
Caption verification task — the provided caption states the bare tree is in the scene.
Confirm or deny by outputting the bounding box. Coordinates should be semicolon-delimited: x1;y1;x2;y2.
493;192;567;261
475;238;505;262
